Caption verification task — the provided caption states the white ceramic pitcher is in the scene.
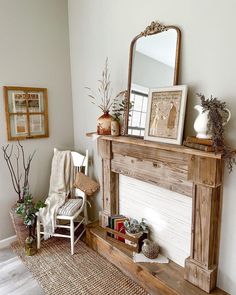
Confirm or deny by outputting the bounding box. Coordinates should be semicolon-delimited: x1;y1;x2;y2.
193;105;231;139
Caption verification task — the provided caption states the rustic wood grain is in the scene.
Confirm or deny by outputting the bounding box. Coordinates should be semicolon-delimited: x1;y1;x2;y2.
97;136;225;293
186;155;223;293
86;224;228;295
190;185;222;268
102;159;119;214
98;137;112;159
113;141;191;164
193;185;212;265
112;153;192;197
100;136;223;159
98;138;119;227
188;155;223;187
185;258;217;293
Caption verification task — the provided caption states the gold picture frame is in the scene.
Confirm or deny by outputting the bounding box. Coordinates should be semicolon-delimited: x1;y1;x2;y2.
4;86;49;141
144;85;187;145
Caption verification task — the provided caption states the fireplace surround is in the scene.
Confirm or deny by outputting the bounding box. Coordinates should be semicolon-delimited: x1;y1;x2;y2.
94;135;226;294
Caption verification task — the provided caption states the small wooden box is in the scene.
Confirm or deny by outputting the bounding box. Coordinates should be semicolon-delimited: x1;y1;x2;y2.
105;227;148;252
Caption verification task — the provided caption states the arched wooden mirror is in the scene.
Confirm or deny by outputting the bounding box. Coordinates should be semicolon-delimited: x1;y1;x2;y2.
124;21;181;137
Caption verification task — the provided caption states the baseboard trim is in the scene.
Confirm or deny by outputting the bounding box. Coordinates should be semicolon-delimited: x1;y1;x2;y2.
0;235;17;249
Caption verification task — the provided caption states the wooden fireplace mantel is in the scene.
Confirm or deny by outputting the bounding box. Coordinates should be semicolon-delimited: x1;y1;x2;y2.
94;135;225;294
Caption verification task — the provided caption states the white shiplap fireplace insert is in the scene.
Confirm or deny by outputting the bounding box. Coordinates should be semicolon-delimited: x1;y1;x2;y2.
119;175;192;266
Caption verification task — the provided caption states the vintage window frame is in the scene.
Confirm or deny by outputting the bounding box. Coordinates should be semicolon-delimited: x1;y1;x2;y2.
144;85;187;145
3;86;49;141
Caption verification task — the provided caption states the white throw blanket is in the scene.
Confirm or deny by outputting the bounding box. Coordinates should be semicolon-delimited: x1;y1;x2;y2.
38;150;74;239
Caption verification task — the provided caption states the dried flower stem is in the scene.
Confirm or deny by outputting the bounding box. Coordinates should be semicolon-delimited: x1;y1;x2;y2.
197;93;236;172
86;58;120;113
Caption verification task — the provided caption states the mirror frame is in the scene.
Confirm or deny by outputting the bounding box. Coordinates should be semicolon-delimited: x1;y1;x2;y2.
124;21;181;136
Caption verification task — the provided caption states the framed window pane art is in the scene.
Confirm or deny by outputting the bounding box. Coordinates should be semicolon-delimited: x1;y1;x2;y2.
4;86;49;141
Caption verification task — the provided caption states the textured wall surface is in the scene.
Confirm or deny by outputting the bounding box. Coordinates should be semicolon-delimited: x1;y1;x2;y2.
0;0;74;240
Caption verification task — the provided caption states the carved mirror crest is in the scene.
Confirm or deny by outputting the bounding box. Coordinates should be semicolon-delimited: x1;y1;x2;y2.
124;21;181;137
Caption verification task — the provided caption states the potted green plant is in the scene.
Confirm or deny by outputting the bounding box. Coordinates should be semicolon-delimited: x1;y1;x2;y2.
197;93;236;172
122;218;148;247
123;218;148;238
16;188;46;256
111;91;133;136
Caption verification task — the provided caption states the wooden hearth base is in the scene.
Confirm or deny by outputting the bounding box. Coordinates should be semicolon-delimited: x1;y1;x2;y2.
86;223;228;295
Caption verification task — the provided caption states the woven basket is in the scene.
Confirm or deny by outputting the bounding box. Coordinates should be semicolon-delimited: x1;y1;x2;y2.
9;205;28;246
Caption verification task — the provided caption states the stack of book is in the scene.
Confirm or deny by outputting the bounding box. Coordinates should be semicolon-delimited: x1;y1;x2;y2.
183;136;214;152
108;215;128;242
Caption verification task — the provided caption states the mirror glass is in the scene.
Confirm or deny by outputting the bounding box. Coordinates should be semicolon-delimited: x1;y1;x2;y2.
127;28;179;136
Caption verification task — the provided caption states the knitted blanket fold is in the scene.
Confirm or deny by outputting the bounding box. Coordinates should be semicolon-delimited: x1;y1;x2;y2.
38;150;74;239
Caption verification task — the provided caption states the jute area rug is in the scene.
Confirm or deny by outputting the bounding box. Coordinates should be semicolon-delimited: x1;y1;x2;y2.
12;238;148;295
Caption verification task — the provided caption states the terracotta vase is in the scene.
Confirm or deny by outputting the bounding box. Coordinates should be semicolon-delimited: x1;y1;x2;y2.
97;111;112;135
111;120;120;136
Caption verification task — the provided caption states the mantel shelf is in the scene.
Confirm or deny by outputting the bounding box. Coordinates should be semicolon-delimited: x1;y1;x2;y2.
99;135;223;159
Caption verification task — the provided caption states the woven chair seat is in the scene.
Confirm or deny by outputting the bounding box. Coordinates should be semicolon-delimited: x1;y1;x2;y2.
57;198;83;216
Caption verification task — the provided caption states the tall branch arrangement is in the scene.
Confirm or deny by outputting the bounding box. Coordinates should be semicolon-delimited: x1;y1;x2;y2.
2;141;35;202
197;93;236;172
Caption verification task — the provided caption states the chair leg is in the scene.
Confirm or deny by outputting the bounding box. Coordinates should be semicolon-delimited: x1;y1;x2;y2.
84;200;88;226
70;219;74;255
36;218;41;249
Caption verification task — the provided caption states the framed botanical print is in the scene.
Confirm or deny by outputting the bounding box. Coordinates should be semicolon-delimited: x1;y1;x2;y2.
3;86;49;141
144;85;188;145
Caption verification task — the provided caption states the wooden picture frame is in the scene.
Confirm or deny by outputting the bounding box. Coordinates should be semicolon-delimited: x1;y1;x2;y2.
3;86;49;141
144;85;187;145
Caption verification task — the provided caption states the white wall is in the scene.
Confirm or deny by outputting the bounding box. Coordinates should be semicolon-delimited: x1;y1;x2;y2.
0;0;74;240
68;1;236;293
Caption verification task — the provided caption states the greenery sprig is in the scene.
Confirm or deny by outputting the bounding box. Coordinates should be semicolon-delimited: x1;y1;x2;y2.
16;188;46;235
112;90;133;122
197;93;236;172
122;218;148;234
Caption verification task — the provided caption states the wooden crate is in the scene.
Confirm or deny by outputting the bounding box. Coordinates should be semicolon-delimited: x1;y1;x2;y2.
105;227;147;252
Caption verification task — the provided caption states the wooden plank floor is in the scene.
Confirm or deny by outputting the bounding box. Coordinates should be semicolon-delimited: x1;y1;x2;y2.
0;247;43;295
